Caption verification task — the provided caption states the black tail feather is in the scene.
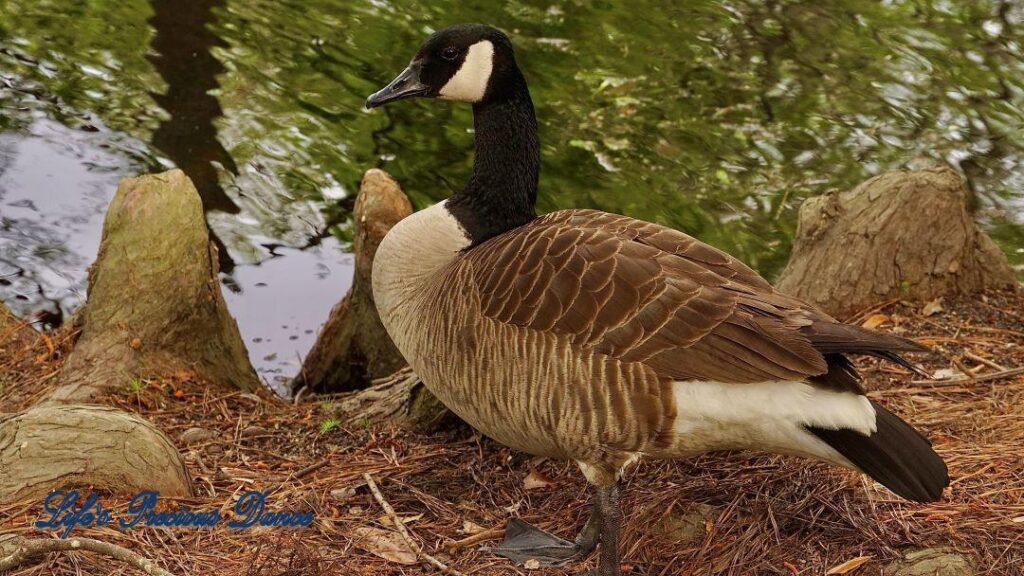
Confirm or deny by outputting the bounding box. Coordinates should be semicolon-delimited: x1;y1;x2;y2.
866;350;930;377
806;402;949;502
803;320;931;376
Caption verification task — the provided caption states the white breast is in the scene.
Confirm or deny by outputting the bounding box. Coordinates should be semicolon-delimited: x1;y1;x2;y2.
372;200;471;350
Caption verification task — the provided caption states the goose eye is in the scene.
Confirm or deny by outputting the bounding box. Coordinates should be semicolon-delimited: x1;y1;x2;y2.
441;47;459;61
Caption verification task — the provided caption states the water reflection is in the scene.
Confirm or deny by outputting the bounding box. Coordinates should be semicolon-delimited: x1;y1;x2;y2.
148;0;238;214
1;0;1022;387
0;116;141;320
147;0;239;274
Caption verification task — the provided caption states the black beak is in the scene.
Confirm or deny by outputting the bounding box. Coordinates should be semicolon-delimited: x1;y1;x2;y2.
365;62;429;108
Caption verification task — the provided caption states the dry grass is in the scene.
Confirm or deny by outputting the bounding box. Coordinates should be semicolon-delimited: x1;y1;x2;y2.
1;290;1023;575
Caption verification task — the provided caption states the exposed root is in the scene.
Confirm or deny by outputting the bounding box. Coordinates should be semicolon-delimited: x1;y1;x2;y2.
0;535;176;576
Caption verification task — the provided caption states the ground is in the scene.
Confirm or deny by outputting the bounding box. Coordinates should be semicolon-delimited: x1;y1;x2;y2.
1;290;1022;575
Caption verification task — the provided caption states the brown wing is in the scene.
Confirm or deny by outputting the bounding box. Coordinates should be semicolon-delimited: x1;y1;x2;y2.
459;209;923;387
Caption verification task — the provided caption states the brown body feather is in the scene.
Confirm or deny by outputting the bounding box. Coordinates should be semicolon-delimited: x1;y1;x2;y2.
374;206;928;483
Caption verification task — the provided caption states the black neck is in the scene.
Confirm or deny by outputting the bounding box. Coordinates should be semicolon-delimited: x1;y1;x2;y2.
446;72;539;246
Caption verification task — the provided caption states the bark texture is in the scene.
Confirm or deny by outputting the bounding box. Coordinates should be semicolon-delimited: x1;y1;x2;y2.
295;169;412;393
51;170;258;402
0;404;192;503
776;167;1018;317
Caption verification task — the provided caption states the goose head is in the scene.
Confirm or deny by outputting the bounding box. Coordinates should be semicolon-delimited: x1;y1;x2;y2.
366;24;517;108
365;24;540;245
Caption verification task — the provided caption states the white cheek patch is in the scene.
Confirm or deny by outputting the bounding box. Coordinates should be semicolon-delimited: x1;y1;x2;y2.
439;40;494;103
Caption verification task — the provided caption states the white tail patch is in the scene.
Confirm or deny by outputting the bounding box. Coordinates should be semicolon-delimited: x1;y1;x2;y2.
670;380;877;467
439;40;494;103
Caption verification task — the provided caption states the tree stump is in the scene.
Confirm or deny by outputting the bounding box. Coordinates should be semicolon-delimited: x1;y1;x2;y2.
51;170;259;402
776;167;1018;317
0;404;192;503
294;169;412;394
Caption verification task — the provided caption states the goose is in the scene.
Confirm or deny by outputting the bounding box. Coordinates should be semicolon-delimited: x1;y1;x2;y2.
364;24;948;576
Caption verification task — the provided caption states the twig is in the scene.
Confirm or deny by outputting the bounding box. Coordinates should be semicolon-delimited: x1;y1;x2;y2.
264;457;334;496
294;458;330;479
965;351;1008;372
911;366;1024;386
951;356;977;380
363;472;468;576
0;536;176;575
444;527;506;550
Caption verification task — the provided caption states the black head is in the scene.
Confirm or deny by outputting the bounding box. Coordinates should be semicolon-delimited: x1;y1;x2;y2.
366;24;521;108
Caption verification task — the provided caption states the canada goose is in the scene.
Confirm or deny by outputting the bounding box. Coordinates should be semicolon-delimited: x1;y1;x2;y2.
365;24;949;575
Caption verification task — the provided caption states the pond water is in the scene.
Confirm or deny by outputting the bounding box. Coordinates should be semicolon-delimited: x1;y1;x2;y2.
1;0;1022;391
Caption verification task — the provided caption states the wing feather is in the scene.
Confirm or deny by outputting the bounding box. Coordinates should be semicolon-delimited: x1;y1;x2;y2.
457;209;924;387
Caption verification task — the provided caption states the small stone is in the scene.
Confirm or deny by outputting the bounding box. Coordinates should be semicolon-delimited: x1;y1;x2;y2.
240;425;269;437
179;427;219;445
330;487;358;501
884;548;975;576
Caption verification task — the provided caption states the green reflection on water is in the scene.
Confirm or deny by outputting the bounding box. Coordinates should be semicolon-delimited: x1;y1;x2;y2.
1;0;1022;285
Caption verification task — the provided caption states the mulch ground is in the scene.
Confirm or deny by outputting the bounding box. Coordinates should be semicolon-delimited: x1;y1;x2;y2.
1;290;1023;576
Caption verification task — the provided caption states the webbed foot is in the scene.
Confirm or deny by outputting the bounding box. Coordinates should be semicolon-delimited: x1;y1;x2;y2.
490;518;587;567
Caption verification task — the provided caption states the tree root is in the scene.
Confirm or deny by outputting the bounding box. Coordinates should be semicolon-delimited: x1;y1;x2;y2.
328;367;453;432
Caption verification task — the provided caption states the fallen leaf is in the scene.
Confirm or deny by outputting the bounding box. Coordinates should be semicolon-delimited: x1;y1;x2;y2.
524;469;555;491
921;298;944;317
1012;516;1024;523
330;487;357;501
931;368;961;381
861;314;890;329
825;555;872;575
462;520;486;534
41;333;56;355
174;369;197;382
351;526;417;565
524;559;541;570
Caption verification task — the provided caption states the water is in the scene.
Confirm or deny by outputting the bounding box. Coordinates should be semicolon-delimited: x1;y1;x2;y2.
1;0;1022;389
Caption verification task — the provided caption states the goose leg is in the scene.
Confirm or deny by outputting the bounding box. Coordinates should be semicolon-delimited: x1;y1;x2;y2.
491;491;603;566
590;483;621;576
